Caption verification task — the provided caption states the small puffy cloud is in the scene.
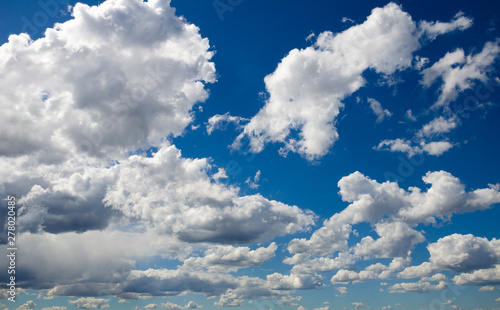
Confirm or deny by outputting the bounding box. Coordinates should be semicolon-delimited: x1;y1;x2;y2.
206;113;248;135
331;269;380;284
416;116;458;138
183;242;277;272
375;136;454;157
68;297;109;309
388;279;448;293
414;56;430;70
352;302;368;309
144;304;158;309
331;257;412;284
398;262;439;279
335;286;348;296
421;141;454;156
16;301;36;310
375;139;420;157
245;170;261;189
0;0;217;238
368;98;392;123
161;301;202;310
418;12;473;40
288;252;356;274
421;40;500;108
478;286;495;291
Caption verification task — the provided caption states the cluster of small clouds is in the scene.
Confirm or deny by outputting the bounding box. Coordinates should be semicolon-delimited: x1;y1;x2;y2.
0;0;499;308
377;40;500;157
207;3;499;161
284;170;500;293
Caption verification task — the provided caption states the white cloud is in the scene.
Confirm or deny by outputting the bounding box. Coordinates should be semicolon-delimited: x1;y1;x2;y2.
144;304;158;309
416;116;458;138
478;286;495;291
334;171;500;225
335;286;348;296
352;302;368;309
182;242;277;272
245;170;261;189
375;139;420;157
16;301;36;310
368;98;392;123
398;234;500;283
353;222;425;258
41;307;67;310
288;252;355;274
330;257;411;285
375;138;453;157
388;279;447;293
421;141;454;156
68;297;109;309
0;0;215;163
287;171;500;269
161;301;202;310
405;109;418;121
233;3;421;160
414;56;430;70
398;262;439;279
118;268;321;304
418;12;473;41
206;113;248;135
331;269;380;284
453;265;500;286
421;40;500;108
232;3;472;160
428;234;500;272
104;144;315;244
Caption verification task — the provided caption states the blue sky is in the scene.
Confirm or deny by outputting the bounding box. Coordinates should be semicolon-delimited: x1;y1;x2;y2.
1;0;500;309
